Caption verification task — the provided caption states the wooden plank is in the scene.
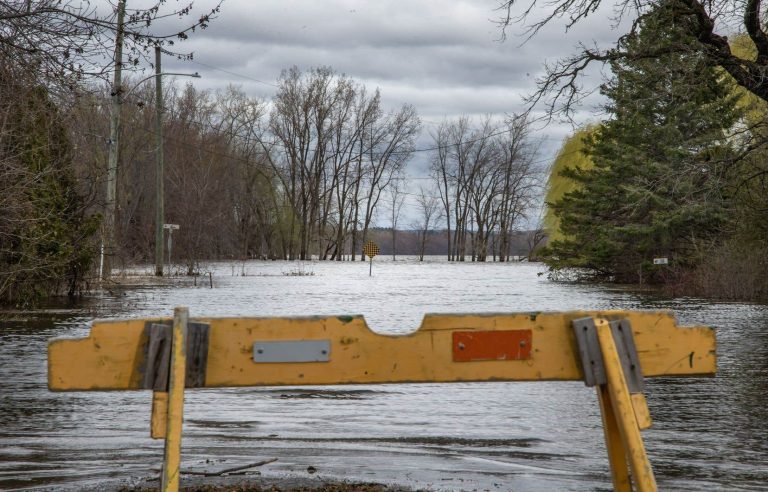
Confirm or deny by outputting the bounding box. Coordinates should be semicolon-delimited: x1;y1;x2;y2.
597;384;631;492
161;307;188;492
631;393;653;430
48;310;716;391
143;323;172;391
596;319;657;491
185;322;210;387
151;391;168;439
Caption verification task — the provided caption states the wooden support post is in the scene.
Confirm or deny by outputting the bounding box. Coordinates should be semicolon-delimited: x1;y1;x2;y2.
631;393;652;430
161;307;188;492
151;391;168;439
597;384;631;492
595;319;657;492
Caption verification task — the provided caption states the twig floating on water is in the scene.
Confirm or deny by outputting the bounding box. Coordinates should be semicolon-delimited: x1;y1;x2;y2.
181;457;278;476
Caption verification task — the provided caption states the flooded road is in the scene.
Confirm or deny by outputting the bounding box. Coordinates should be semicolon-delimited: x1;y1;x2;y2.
1;259;767;491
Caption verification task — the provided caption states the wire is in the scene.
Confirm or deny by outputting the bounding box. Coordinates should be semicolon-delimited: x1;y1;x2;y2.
187;59;279;88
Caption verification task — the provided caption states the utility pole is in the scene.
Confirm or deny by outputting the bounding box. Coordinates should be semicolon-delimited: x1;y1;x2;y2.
154;46;165;276
103;0;127;280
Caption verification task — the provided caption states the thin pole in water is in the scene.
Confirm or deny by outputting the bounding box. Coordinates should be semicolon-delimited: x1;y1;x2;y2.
167;230;173;269
98;243;104;281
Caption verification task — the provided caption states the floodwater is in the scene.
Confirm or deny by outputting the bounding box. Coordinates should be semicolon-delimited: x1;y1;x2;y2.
1;258;767;491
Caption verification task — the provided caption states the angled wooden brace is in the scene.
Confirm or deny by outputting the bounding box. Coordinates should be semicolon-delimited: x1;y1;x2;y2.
572;317;657;492
139;308;211;492
142;317;210;439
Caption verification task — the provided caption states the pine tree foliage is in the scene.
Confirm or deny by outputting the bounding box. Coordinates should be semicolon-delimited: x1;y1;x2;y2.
543;0;741;283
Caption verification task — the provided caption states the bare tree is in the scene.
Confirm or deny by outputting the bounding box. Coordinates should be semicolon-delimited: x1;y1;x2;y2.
430;122;453;260
430;115;541;262
388;179;407;260
356;103;420;260
465;117;503;261
496;115;540;261
496;0;768;117
413;185;441;260
254;67;419;261
264;67;334;260
210;85;271;259
0;0;221;90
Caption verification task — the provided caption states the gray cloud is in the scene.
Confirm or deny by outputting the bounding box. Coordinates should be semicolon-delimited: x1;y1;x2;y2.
160;0;622;122
153;0;627;222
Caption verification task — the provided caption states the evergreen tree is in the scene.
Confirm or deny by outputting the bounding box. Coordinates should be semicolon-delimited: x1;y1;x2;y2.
543;0;740;283
0;64;99;304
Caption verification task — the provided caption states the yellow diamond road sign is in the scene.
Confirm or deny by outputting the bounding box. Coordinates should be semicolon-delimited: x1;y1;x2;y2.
363;241;379;259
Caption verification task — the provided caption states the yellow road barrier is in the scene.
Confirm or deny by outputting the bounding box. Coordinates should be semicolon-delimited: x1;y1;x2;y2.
48;309;716;491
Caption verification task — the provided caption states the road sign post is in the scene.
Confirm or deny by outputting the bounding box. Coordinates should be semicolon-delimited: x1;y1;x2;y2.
163;224;179;271
363;241;379;276
49;310;716;492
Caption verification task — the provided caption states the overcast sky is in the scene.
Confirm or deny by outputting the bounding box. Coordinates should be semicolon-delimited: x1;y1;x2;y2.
152;0;624;223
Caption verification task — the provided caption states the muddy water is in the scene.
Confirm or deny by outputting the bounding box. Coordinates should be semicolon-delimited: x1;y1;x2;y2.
1;259;766;491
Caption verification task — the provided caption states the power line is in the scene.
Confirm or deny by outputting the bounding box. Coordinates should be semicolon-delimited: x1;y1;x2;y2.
187;59;280;88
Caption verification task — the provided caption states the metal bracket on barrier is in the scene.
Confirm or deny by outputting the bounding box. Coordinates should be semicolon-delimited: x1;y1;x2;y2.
141;321;210;390
608;319;644;393
572;317;644;391
572;317;606;386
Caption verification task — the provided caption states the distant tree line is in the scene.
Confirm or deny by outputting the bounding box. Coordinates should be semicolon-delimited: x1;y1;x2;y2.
367;228;544;260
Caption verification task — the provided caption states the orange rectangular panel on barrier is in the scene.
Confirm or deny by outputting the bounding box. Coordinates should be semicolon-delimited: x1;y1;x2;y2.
452;330;532;361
